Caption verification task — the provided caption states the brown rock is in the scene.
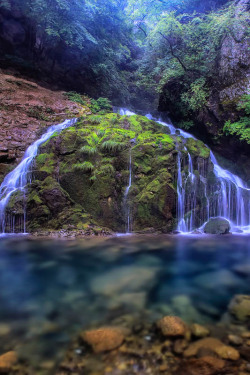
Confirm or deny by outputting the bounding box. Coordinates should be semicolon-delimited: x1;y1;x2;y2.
228;334;243;346
174;339;188;354
184;337;239;360
242;332;250;339
0;351;17;372
191;324;210;338
157;316;187;337
175;356;224;375
81;327;124;353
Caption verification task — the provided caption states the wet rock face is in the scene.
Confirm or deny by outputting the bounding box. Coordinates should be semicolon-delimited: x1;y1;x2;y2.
18;113;181;233
4;112;212;233
159;0;250;180
204;217;230;234
0;71;82;183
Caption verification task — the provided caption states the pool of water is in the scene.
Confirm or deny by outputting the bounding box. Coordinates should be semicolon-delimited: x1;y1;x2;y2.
0;234;250;372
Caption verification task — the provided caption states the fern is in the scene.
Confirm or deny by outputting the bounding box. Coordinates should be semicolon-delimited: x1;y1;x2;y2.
101;140;126;152
73;162;94;172
80;145;97;155
99;164;115;175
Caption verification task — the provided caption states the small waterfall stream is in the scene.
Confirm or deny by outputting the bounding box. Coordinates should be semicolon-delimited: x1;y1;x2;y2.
119;108;250;234
0;118;77;234
124;150;132;233
1;107;249;235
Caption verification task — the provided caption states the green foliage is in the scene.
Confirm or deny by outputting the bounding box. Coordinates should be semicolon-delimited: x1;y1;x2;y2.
223;118;250;144
223;95;250;144
178;120;195;130
181;78;209;112
90;98;113;114
238;95;250;115
80;145;97;155
101;140;126;152
65;92;87;106
73;162;94;172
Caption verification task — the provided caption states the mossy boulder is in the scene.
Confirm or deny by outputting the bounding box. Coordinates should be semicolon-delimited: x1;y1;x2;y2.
6;112;211;233
204;217;230;234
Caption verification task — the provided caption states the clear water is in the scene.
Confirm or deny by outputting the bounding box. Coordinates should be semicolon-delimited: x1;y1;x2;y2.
0;235;250;372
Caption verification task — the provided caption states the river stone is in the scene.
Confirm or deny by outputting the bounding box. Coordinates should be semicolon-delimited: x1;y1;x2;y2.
191;324;210;338
228;295;250;322
81;327;124;353
0;351;17;372
228;334;243;345
157;316;187;336
90;266;157;296
193;269;242;290
204;217;230;234
184;337;239;360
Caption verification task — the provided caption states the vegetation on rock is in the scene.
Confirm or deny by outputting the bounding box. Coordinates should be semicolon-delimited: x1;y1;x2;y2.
2;112;211;233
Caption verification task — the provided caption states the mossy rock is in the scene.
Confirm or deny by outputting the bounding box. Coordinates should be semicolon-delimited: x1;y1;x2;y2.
3;112;211;233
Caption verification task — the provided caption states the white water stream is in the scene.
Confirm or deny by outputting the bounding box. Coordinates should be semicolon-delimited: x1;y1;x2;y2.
119;108;250;234
0;118;77;234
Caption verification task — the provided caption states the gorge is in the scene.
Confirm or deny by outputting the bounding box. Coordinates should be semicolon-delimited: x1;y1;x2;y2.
0;0;249;374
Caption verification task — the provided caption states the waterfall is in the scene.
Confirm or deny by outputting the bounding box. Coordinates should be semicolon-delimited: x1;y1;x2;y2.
0;118;77;234
124;150;132;233
118;107;250;234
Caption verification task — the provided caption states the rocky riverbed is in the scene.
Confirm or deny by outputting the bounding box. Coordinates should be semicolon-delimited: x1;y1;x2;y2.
1;297;250;375
0;235;249;375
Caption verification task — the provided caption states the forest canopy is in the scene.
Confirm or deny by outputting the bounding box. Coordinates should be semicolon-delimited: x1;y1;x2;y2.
0;0;249;142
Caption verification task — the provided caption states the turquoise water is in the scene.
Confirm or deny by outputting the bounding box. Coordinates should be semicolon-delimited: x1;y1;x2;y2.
0;234;250;371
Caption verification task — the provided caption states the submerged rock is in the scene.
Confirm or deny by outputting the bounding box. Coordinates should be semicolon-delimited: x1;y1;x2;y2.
204;217;230;234
184;337;240;360
90;266;157;296
228;295;250;322
157;316;187;337
0;351;17;372
81;327;124;353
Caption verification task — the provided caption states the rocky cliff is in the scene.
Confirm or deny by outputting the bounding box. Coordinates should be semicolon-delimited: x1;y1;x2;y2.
159;0;250;180
0;71;84;183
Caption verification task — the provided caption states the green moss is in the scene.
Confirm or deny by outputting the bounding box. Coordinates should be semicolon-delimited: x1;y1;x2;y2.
186;138;210;158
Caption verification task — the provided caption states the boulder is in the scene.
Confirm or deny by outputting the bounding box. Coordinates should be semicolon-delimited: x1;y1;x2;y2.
81;327;124;353
204;217;230;234
157;316;187;337
184;337;239;360
90;266;157;296
228;295;250;322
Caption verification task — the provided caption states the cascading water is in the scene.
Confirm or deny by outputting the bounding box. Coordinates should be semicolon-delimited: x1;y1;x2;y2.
118;107;250;234
0;118;77;234
124;150;132;233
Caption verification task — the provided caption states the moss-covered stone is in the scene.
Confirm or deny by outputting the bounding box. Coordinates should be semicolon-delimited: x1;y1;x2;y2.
5;113;211;233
